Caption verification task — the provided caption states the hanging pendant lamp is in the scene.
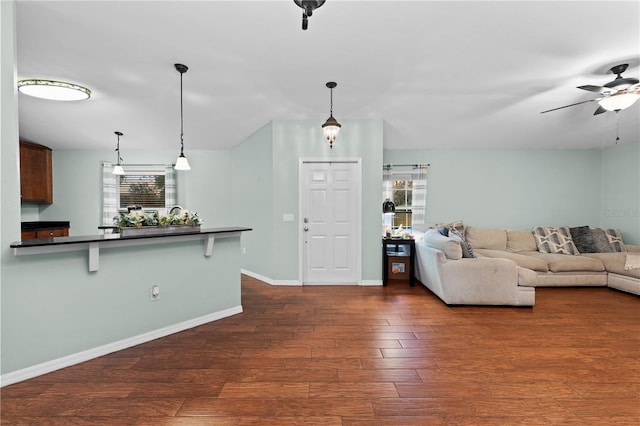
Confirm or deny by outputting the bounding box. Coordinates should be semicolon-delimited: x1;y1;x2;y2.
174;63;191;171
112;131;125;175
321;81;341;149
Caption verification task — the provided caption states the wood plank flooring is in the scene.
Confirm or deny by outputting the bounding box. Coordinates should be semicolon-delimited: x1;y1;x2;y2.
2;275;639;425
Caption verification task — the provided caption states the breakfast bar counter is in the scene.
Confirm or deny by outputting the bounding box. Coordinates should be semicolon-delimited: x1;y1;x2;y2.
11;226;252;272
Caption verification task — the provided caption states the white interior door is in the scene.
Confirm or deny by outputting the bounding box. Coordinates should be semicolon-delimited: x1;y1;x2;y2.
300;160;361;284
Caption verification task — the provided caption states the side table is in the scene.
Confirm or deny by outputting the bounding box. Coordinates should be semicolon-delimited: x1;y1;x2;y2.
382;238;415;287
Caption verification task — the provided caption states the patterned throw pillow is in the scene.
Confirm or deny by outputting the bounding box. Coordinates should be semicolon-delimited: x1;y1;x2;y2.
590;228;614;253
449;229;476;258
435;220;465;237
532;227;579;255
603;229;626;252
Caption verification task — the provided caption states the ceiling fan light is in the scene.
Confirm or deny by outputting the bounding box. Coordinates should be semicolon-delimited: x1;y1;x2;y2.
598;93;640;111
174;154;191;171
17;79;91;101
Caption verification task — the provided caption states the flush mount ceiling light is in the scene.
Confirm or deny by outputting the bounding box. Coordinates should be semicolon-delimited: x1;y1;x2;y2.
174;63;191;171
293;0;325;30
17;79;91;101
112;131;125;175
321;81;341;149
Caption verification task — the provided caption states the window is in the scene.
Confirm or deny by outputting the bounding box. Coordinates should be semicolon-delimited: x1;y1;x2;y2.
118;174;166;209
382;164;428;230
391;180;413;228
102;163;176;225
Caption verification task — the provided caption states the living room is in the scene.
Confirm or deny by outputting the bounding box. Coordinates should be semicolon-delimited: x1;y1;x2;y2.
1;1;639;422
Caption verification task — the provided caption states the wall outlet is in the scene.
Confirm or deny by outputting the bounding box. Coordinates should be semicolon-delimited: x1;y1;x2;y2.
242;247;246;255
150;285;160;301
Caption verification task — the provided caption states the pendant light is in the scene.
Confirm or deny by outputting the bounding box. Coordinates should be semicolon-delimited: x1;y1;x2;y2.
321;81;341;149
174;63;191;171
112;131;125;175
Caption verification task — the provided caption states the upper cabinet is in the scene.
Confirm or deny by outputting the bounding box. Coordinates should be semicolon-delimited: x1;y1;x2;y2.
20;141;53;204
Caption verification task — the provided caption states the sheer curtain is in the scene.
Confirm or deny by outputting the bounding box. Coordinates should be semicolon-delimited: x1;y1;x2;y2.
382;164;428;225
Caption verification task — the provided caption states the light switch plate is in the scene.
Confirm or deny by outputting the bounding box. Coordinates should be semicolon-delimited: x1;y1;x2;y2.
283;214;295;223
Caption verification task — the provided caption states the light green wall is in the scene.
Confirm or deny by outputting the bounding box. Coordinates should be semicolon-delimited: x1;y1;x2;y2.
34;149;234;236
231;123;275;277
232;119;384;282
600;141;640;245
383;146;639;245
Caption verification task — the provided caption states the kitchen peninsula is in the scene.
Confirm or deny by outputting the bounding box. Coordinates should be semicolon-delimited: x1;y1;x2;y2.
3;226;252;386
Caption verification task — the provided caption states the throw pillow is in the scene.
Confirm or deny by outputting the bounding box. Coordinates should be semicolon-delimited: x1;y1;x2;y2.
448;229;476;258
435;220;465;237
532;226;579;255
569;226;597;253
603;228;626;252
423;229;462;260
590;228;613;253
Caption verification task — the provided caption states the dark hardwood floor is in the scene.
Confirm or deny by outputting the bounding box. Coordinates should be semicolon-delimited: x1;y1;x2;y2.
2;275;639;425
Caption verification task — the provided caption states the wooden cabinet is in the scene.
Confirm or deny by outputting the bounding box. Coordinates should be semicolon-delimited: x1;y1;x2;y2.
21;221;70;240
20;141;53;204
21;227;69;241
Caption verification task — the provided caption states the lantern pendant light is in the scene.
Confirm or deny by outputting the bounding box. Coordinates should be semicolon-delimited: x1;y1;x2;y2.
112;131;125;175
174;63;191;171
321;81;341;149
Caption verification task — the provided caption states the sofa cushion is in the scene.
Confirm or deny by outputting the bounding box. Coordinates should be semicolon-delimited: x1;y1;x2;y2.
507;229;537;253
449;230;476;258
583;253;640;279
525;251;605;272
569;226;597;253
474;249;549;272
603;228;626;252
590;228;614;253
423;229;462;260
465;226;507;251
532;226;579;255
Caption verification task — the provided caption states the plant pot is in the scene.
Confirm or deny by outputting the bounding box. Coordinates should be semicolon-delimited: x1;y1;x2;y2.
119;225;201;237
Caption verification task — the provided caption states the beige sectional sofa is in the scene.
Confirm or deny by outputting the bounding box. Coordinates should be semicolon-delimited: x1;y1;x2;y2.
415;224;639;307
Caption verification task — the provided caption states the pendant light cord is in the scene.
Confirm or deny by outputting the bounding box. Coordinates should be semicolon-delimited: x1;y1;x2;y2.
330;87;334;117
115;131;123;165
180;71;185;155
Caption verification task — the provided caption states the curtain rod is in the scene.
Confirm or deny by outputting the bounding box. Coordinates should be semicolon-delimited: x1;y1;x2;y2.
103;162;170;167
383;163;430;169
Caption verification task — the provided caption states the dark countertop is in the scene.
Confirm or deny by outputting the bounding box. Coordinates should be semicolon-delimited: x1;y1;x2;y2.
11;226;251;248
21;221;70;231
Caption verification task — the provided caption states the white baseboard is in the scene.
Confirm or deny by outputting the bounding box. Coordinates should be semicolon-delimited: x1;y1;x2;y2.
242;269;382;286
0;305;243;388
241;269;301;286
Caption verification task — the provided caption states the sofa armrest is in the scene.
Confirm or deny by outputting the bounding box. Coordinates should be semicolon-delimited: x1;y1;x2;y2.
624;244;640;253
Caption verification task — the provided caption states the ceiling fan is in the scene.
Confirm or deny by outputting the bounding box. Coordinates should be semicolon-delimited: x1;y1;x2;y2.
541;64;640;115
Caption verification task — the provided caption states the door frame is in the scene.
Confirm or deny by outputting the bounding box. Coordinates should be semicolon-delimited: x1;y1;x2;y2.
298;157;362;285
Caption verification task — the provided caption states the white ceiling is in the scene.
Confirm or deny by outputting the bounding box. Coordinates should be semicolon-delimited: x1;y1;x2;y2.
15;0;640;152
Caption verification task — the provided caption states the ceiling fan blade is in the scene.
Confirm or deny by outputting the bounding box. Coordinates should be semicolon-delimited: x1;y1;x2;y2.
593;106;607;115
540;98;597;114
577;85;606;93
